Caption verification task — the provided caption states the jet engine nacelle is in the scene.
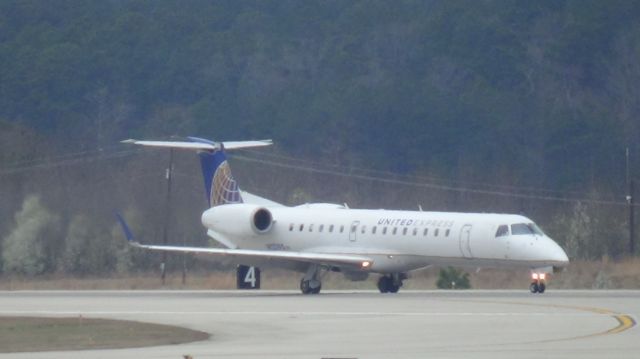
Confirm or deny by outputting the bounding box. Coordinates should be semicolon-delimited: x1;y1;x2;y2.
202;203;274;236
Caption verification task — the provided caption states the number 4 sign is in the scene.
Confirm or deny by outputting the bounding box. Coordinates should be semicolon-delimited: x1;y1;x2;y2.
236;265;261;289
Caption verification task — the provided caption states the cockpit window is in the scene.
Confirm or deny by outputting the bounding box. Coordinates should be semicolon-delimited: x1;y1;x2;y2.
495;225;509;238
511;223;544;236
530;223;545;236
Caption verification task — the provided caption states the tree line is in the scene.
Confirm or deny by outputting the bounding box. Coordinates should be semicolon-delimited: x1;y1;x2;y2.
0;1;639;276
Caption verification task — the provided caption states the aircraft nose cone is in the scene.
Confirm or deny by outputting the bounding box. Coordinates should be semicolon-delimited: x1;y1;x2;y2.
549;239;569;266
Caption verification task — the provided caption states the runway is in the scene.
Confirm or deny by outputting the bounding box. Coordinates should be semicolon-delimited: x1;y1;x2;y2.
0;290;637;358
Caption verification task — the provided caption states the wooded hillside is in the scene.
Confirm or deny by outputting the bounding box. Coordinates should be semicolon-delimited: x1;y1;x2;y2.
0;1;639;276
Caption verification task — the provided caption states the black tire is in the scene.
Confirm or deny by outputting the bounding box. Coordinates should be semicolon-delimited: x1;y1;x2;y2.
538;282;546;294
388;284;400;293
300;279;311;294
529;282;539;293
377;276;390;293
311;284;321;294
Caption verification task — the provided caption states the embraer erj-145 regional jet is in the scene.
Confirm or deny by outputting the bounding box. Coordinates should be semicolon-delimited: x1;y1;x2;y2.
116;137;569;294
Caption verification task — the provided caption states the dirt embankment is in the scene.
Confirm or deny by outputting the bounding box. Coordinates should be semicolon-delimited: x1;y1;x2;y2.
0;259;637;290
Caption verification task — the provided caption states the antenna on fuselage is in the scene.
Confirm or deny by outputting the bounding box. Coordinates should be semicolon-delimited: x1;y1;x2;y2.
418;204;423;212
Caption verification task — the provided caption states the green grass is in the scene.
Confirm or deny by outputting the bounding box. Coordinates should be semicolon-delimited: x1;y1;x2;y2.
0;317;209;353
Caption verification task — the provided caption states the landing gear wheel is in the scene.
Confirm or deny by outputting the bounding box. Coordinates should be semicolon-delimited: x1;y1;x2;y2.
311;283;321;294
529;282;539;293
377;276;391;293
300;279;321;295
377;275;402;294
300;279;311;294
538;282;546;293
300;264;323;295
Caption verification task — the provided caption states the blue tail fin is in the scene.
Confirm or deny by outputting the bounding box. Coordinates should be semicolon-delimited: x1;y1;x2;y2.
189;137;243;207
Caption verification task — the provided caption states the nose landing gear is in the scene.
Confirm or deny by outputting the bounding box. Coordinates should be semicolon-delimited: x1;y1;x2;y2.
529;272;547;294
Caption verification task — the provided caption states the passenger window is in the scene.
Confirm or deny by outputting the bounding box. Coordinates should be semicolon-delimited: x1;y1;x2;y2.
372;226;377;234
445;229;450;237
289;223;294;231
495;225;509;238
299;224;304;231
434;229;439;237
319;224;324;232
413;228;417;236
329;224;334;232
423;228;428;236
402;228;408;235
383;227;387;235
361;225;366;234
392;227;398;235
309;224;313;232
340;225;344;233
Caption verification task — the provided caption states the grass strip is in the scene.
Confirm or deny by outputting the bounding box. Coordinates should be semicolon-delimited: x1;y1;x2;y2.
0;316;209;353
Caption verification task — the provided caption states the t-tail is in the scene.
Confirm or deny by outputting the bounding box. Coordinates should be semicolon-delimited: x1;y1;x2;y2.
122;137;272;207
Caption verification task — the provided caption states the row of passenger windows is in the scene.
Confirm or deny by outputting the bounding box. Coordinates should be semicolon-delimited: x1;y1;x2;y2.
288;223;451;237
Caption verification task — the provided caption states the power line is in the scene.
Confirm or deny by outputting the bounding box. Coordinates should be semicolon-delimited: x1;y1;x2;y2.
0;148;140;177
239;148;596;198
232;153;632;207
0;144;632;207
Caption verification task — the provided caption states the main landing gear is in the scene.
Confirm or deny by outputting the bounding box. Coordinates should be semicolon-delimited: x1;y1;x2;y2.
529;272;546;294
377;273;406;293
300;264;323;295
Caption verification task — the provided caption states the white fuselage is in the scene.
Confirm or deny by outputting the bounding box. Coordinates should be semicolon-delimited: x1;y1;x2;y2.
201;203;569;274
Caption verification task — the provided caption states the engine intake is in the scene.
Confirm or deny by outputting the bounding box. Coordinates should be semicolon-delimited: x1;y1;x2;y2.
201;203;274;237
252;207;273;233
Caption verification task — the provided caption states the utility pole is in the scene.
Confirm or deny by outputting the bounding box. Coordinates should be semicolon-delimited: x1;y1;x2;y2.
627;148;635;256
161;149;174;285
629;179;635;256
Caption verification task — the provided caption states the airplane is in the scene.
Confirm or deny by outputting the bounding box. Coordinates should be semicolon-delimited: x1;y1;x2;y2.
116;137;569;294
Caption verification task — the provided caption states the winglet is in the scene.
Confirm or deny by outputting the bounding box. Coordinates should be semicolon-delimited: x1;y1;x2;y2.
115;212;138;245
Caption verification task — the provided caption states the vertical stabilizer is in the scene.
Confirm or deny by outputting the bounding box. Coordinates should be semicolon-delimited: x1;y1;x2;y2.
198;148;242;207
122;137;272;208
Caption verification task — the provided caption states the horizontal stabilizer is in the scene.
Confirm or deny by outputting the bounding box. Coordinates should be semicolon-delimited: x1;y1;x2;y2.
122;138;272;151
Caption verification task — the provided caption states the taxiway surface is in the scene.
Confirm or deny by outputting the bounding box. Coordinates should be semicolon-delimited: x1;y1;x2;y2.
0;290;637;358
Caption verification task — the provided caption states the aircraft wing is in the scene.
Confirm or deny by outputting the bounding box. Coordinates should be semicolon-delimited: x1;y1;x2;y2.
129;241;372;269
115;213;372;270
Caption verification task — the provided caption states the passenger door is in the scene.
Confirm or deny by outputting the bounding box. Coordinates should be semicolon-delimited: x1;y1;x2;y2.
459;224;473;258
349;221;360;242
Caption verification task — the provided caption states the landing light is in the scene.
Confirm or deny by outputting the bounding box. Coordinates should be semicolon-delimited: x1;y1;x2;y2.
361;261;371;268
531;273;546;281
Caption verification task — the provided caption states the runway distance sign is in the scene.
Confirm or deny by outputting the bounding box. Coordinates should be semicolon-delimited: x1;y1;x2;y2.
236;265;260;289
